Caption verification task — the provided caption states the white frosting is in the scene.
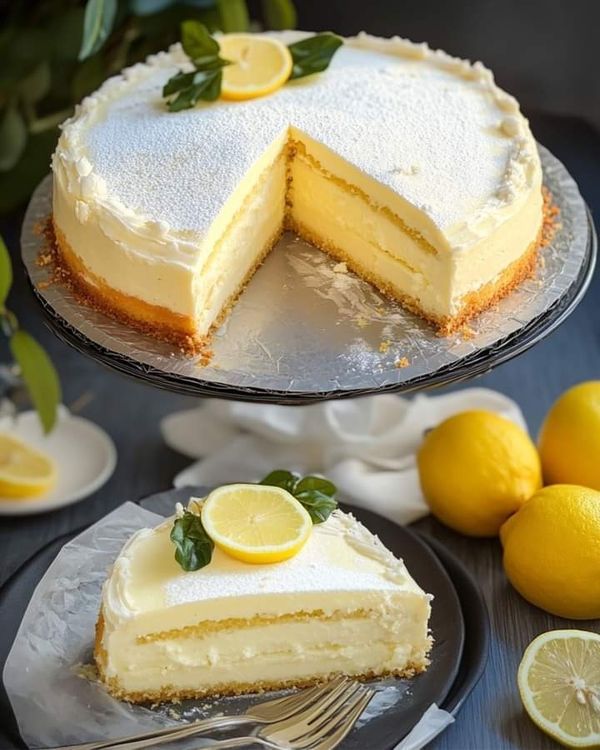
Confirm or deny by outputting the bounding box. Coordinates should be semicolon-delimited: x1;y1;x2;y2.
53;30;540;270
102;507;429;630
98;504;432;695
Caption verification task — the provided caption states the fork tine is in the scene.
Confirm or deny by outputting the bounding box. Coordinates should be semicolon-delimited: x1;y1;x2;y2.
307;687;374;740
301;680;363;725
266;681;363;744
310;689;375;750
254;675;349;717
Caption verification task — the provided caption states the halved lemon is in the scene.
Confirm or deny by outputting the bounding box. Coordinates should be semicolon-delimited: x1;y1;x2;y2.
518;630;600;748
219;34;293;101
0;434;56;498
201;483;312;564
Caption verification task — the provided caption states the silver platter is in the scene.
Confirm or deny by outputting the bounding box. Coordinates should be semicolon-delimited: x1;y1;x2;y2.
21;145;595;403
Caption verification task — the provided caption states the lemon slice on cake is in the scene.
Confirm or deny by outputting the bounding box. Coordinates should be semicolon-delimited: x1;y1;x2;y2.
0;434;56;498
219;34;293;101
518;630;600;748
201;483;312;563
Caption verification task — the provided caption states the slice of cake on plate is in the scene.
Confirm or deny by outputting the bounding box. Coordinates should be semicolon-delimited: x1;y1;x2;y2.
52;30;542;351
95;483;432;701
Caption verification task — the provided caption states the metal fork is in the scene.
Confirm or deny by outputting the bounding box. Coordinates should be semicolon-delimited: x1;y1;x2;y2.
201;687;374;750
51;677;351;750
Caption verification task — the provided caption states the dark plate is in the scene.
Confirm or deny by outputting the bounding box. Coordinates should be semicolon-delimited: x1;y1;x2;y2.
0;491;489;750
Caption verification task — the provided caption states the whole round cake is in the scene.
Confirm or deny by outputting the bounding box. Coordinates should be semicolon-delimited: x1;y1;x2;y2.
52;31;543;352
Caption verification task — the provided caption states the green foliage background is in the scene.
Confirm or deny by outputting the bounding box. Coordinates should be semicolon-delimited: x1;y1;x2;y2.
0;0;297;214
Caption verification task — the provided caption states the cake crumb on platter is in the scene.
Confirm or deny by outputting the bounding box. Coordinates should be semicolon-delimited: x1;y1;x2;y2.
395;357;410;368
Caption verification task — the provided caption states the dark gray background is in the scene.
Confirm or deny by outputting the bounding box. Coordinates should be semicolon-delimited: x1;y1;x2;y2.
1;2;599;748
296;0;600;129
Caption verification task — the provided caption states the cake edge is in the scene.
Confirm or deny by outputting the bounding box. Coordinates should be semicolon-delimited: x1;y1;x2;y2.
47;207;545;352
48;218;283;358
288;216;542;336
94;609;432;704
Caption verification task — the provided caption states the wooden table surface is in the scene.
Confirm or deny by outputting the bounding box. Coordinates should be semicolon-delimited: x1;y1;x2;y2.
0;113;598;750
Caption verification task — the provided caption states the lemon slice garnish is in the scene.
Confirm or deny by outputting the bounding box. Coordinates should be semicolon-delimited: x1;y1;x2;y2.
518;630;600;748
219;34;293;101
0;434;56;498
201;483;312;564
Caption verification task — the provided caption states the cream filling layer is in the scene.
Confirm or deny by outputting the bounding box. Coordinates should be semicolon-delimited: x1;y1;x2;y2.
55;127;542;330
104;607;430;693
193;150;285;334
102;515;430;634
290;145;543;317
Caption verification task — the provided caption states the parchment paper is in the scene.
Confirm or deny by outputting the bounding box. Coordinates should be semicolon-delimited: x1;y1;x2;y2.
3;503;453;749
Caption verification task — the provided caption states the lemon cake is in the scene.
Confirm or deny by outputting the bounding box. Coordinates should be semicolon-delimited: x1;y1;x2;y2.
94;502;432;702
52;31;542;351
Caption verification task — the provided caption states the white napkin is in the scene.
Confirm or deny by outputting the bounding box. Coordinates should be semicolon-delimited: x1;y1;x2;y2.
162;388;527;525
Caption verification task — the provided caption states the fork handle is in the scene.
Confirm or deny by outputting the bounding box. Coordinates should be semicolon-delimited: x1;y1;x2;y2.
51;716;250;750
200;739;278;750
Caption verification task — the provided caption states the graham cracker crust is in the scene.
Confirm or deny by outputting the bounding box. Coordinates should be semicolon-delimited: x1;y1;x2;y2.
44;219;282;357
94;609;431;704
288;217;541;336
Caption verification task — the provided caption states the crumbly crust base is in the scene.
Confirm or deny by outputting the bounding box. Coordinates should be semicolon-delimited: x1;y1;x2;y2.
46;185;555;354
46;219;282;357
289;216;541;336
94;610;431;704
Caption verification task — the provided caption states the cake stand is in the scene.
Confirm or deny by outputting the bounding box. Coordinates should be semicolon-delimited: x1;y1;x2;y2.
21;145;596;404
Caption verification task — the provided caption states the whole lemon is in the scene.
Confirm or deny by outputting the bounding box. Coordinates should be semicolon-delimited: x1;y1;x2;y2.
538;381;600;490
501;485;600;619
417;410;541;537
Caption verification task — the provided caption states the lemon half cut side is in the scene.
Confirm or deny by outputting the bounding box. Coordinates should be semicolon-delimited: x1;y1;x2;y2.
518;630;600;748
0;433;56;498
201;483;312;564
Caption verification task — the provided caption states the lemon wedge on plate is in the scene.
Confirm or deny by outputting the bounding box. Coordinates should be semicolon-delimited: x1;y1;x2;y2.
518;630;600;748
219;34;293;101
201;483;312;564
0;434;56;498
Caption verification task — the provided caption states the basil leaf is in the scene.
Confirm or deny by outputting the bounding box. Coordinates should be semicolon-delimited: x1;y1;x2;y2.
171;510;214;571
10;329;61;434
163;70;196;97
295;475;337;498
288;32;343;80
78;0;117;61
166;69;223;111
260;470;338;524
260;469;300;495
295;489;338;524
181;20;220;62
0;234;13;309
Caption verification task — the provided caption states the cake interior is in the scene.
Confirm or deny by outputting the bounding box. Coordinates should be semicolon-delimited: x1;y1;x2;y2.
95;511;432;702
53;124;542;351
95;604;430;702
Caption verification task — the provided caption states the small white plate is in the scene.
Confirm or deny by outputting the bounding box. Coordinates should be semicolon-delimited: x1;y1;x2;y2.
0;406;117;515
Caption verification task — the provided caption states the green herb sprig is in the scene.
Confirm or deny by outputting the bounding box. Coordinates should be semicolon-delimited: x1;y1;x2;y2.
170;471;338;572
163;23;343;111
163;21;232;112
288;33;343;79
260;470;338;524
170;508;214;572
0;235;60;433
